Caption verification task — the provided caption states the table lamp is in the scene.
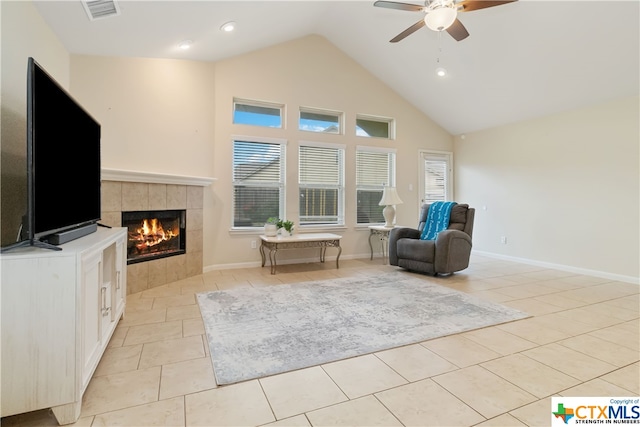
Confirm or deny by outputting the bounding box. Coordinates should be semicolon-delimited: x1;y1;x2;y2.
378;186;403;227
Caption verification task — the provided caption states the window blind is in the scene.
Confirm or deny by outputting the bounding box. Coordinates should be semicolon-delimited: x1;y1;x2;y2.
423;153;449;204
299;144;344;225
299;145;342;185
356;149;395;224
232;140;284;227
356;151;391;186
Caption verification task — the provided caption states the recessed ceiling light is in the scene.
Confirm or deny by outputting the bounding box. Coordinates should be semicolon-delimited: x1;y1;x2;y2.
178;40;193;50
220;21;236;32
436;67;447;77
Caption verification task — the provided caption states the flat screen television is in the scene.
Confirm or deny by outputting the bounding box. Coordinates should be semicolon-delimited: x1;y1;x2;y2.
1;57;102;252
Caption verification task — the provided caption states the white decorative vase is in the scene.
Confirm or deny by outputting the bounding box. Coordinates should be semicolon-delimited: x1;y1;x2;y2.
264;223;278;237
280;229;291;237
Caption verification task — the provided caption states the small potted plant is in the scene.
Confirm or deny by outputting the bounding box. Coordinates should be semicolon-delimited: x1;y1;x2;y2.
264;217;279;237
279;220;294;237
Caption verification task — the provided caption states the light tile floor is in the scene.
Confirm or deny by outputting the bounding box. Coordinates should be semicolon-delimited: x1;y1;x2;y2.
2;255;639;426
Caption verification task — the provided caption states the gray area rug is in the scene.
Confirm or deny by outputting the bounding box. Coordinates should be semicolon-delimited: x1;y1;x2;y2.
197;272;529;385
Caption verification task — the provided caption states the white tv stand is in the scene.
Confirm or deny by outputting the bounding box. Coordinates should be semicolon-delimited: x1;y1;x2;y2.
1;227;127;425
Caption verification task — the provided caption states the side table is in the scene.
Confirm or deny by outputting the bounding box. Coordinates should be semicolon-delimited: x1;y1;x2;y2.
259;233;342;274
368;225;396;264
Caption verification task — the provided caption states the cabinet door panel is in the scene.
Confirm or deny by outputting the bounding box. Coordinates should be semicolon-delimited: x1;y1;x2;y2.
0;256;76;414
81;250;102;392
113;236;127;317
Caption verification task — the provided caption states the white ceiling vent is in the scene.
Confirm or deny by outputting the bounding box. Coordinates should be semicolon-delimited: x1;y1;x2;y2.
82;0;121;21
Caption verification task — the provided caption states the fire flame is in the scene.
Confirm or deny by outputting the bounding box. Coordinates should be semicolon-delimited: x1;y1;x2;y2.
133;218;178;250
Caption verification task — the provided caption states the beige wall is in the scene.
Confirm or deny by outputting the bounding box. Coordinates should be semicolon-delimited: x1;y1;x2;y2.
69;35;452;269
209;35;452;267
70;56;216;177
0;0;70;245
455;96;639;280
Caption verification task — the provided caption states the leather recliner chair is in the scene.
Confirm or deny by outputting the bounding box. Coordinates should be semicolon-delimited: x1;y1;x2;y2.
389;203;475;275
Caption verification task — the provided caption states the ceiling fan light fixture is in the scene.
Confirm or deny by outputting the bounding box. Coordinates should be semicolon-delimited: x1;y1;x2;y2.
424;5;457;31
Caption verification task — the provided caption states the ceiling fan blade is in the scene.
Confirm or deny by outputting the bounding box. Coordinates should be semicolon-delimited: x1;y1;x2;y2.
390;19;426;43
374;1;424;12
458;0;517;12
446;19;470;41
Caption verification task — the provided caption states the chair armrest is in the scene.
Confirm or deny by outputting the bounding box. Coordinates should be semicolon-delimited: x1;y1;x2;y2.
435;230;473;273
388;227;421;265
390;227;421;241
436;229;471;245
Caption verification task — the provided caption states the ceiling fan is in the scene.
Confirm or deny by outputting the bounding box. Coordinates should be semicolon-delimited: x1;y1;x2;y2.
374;0;517;43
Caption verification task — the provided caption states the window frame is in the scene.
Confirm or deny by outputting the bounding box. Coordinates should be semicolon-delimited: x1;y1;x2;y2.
355;146;397;226
298;106;344;135
233;98;285;129
355;114;395;140
231;135;287;231
298;140;346;228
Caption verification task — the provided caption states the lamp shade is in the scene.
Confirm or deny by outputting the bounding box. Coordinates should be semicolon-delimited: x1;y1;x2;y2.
424;6;457;31
379;186;403;206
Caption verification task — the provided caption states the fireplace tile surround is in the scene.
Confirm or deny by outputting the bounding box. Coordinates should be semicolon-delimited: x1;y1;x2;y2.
101;170;213;294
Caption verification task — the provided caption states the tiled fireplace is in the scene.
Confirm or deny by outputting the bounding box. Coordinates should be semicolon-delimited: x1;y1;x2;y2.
101;169;214;294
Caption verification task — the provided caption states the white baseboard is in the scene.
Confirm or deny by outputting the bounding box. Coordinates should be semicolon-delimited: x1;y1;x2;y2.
473;250;640;285
203;252;373;273
203;261;262;272
204;251;639;285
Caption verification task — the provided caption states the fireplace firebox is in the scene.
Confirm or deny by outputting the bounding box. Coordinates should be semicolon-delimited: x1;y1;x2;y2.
122;210;186;264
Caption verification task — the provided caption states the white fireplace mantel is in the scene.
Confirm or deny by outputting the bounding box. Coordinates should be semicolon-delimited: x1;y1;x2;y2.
101;168;216;187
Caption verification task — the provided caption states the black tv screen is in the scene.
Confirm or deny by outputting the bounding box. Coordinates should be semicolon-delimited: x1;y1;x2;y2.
28;58;101;240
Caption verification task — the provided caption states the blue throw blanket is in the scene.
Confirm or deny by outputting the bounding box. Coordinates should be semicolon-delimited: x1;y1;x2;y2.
420;201;457;240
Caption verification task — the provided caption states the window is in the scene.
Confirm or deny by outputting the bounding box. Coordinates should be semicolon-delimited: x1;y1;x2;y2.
299;142;345;226
299;107;342;134
421;151;452;204
356;114;394;139
356;147;396;224
233;98;284;128
232;137;286;228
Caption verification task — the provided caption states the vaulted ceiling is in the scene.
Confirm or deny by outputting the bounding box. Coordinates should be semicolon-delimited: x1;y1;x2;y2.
33;0;639;135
